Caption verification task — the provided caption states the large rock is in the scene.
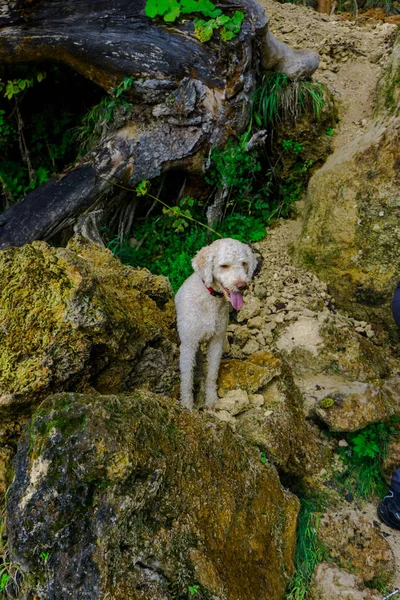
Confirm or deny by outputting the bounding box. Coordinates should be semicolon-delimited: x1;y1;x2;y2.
310;563;383;600
314;378;400;432
318;510;395;586
216;354;329;476
0;237;178;440
7;391;299;600
296;34;400;330
274;312;400;431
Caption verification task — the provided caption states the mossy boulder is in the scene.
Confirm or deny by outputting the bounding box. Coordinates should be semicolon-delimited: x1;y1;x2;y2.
7;391;299;600
296;33;400;330
0;238;178;432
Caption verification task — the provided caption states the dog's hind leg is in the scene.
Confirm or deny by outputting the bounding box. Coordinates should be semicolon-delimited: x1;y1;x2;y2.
204;333;225;409
179;342;197;410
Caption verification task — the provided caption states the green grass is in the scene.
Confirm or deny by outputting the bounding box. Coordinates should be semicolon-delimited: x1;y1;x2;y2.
253;73;328;127
286;498;325;600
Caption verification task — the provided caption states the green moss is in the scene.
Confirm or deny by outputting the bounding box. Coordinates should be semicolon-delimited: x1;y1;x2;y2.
376;34;400;116
319;397;335;409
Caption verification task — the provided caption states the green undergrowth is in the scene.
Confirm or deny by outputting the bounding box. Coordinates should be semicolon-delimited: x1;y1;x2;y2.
286;497;325;600
332;420;399;499
108;72;326;291
145;0;245;42
107;131;311;291
0;64;103;212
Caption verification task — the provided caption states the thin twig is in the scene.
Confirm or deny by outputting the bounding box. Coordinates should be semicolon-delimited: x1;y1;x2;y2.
14;98;36;184
102;176;223;238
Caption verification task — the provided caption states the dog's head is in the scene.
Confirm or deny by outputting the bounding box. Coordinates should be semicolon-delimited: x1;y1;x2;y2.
192;238;258;310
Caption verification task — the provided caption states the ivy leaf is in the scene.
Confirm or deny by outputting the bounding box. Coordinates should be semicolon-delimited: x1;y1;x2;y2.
230;10;245;26
194;18;216;42
136;180;150;196
145;0;159;18
164;4;180;21
214;14;230;26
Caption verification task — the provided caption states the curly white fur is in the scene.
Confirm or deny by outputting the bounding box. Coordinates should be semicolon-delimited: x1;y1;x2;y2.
175;238;258;410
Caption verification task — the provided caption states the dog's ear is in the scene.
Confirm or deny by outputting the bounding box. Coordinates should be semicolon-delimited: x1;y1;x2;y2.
192;245;214;286
246;245;258;279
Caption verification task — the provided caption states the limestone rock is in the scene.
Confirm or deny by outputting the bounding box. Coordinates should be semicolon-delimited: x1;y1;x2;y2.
0;238;179;432
310;563;383;600
218;351;281;395
214;389;250;415
7;391;299;600
296;33;400;331
236;365;329;476
318;510;395;585
383;437;400;484
315;378;400;432
275;314;390;381
236;297;261;322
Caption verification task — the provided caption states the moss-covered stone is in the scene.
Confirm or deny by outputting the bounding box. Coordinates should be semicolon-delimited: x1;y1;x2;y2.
376;33;400;117
296;32;400;331
7;391;299;600
217;351;281;395
0;238;178;428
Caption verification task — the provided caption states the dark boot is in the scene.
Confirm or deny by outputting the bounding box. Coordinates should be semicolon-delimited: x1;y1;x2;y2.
378;469;400;530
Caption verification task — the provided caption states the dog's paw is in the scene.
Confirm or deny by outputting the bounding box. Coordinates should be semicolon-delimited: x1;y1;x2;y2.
205;393;219;410
180;395;194;410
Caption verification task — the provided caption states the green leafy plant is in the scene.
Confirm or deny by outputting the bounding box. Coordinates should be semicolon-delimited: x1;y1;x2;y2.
145;0;222;21
39;551;50;563
260;451;267;464
194;11;244;42
325;127;334;137
0;572;9;592
206;133;262;202
253;72;328;127
335;421;398;499
145;0;244;42
282;139;304;155
188;585;200;596
0;66;86;209
0;71;46;100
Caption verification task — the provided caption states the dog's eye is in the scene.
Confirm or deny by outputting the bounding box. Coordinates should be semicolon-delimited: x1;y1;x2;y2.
242;262;249;270
220;264;230;269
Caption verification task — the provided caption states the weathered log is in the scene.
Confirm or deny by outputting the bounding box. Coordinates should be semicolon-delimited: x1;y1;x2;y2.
0;0;319;249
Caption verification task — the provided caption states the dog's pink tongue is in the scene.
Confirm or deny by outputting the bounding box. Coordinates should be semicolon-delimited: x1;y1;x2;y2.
230;292;243;310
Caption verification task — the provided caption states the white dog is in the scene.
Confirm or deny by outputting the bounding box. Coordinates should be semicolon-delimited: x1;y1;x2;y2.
175;238;258;410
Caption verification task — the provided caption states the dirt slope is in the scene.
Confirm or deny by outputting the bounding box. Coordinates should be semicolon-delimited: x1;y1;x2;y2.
259;0;397;146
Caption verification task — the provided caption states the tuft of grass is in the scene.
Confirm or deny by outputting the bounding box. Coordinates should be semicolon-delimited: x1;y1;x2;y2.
286;498;325;600
253;73;328;127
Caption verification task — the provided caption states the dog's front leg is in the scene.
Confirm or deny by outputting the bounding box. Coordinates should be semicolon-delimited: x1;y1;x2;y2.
205;333;225;409
179;342;198;410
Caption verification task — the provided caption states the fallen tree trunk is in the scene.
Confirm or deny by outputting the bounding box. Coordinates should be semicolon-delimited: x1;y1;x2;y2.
0;0;319;249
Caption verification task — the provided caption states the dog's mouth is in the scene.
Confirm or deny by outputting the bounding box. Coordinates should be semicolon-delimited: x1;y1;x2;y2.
223;288;244;310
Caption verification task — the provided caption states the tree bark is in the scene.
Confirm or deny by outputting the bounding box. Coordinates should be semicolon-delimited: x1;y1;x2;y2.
0;0;319;249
